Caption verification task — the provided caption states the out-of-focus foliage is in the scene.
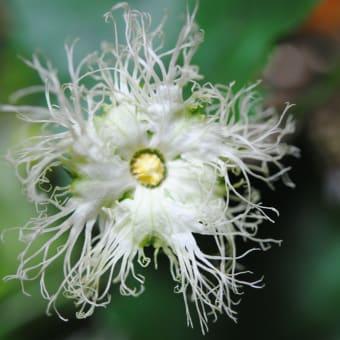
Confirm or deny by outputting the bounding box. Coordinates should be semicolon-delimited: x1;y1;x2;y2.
4;0;318;82
197;0;319;83
3;0;340;340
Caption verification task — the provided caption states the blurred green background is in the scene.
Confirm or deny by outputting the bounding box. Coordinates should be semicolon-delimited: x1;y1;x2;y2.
2;0;340;339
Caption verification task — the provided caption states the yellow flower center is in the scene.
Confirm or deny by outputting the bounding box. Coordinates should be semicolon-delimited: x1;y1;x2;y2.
130;149;166;188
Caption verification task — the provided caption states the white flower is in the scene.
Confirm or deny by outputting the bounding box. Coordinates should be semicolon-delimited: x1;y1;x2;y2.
2;2;298;334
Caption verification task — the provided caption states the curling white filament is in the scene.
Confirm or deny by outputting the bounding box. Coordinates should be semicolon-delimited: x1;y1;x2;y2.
1;2;298;334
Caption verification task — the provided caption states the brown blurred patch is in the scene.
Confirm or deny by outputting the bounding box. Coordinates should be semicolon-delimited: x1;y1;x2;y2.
302;0;340;37
263;0;340;204
310;95;340;167
263;36;336;106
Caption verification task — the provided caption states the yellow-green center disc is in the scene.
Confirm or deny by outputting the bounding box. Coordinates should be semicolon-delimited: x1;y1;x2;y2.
130;149;166;188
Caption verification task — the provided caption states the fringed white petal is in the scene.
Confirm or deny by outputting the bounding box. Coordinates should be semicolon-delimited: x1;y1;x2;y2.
2;2;298;334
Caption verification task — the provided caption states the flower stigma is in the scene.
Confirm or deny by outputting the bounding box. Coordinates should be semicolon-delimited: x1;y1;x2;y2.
130;149;166;188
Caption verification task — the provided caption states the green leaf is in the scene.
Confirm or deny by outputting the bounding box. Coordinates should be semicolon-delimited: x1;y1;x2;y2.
196;0;319;84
